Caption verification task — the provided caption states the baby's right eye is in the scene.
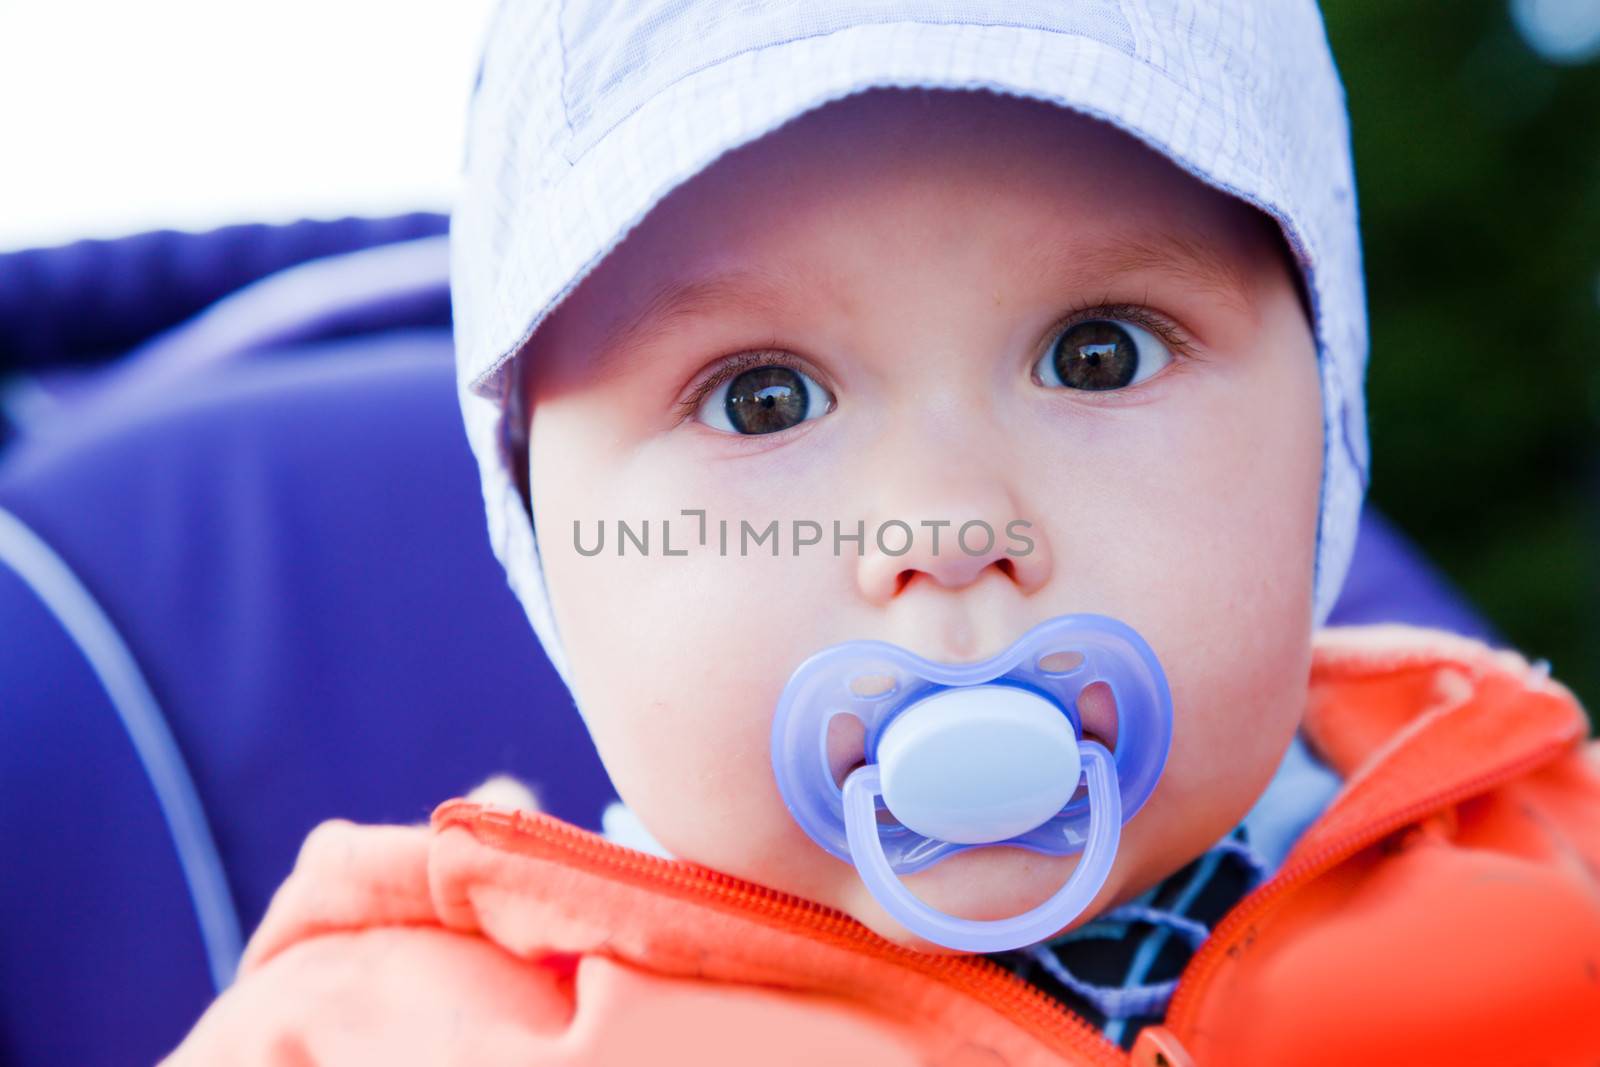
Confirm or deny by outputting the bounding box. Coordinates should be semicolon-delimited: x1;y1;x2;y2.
696;361;834;435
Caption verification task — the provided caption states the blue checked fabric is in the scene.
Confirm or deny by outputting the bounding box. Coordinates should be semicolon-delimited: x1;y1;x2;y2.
986;728;1341;1049
988;823;1268;1050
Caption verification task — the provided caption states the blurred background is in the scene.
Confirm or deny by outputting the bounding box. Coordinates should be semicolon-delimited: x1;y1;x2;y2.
0;0;497;248
1326;0;1600;713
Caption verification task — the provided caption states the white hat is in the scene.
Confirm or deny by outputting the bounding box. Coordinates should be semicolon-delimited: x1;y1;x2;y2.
451;0;1369;692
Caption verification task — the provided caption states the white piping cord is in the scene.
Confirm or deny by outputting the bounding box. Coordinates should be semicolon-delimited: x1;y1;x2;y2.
0;505;242;991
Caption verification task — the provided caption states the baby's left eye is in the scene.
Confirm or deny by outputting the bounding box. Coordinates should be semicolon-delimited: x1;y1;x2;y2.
1034;319;1172;392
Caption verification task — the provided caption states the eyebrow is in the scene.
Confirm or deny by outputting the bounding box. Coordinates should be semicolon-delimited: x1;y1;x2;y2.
589;226;1258;376
1026;226;1260;324
588;267;793;381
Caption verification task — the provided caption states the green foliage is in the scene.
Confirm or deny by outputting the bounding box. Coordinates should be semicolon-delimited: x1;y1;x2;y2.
1324;0;1600;717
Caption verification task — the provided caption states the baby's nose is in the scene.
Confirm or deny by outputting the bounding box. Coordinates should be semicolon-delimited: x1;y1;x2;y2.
855;499;1052;603
852;404;1053;604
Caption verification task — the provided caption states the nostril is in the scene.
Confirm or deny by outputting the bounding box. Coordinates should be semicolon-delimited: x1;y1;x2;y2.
891;557;1014;596
826;712;868;789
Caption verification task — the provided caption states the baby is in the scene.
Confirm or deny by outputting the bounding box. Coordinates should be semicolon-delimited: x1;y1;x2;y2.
511;85;1321;944
166;3;1600;1065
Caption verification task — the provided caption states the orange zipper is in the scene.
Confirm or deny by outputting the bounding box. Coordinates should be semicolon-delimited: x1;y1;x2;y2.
1162;727;1582;1037
436;799;1130;1066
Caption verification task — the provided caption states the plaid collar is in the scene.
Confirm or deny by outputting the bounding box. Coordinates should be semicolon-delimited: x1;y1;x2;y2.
987;730;1341;1051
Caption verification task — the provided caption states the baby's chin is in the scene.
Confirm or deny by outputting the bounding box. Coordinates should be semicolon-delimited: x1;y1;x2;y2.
830;840;1139;954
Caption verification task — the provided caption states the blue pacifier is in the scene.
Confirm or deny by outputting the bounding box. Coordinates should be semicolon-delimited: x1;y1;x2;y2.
771;613;1172;952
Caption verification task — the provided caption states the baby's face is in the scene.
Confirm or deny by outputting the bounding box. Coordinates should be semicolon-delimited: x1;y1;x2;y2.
523;88;1322;949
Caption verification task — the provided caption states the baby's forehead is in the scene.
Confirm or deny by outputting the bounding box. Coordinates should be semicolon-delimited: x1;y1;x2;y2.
534;89;1291;371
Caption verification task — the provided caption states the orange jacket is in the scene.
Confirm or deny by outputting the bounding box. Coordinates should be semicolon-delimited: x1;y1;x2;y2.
163;625;1600;1065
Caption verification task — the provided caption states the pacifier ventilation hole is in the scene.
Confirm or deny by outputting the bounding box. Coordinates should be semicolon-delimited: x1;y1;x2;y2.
826;712;867;790
848;673;898;698
1037;650;1085;673
1077;681;1119;752
1063;682;1117;803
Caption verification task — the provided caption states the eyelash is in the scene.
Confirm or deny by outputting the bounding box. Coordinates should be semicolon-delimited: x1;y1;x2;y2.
1042;297;1199;366
672;299;1198;423
673;346;815;425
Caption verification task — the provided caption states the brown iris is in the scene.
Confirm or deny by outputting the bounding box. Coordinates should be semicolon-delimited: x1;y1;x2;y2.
725;365;810;434
1050;321;1138;391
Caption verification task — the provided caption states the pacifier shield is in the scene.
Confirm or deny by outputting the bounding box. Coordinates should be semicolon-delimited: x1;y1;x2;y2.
772;613;1172;874
771;612;1172;952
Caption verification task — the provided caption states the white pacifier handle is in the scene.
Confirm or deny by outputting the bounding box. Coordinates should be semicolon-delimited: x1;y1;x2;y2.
842;740;1121;953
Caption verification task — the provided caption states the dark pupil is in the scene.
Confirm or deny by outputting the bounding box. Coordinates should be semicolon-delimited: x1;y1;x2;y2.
726;365;808;434
1052;321;1137;390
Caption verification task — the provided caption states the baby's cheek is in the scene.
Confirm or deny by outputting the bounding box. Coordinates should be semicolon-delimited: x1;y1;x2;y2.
554;547;844;868
530;412;864;890
1141;569;1309;838
1043;403;1316;874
